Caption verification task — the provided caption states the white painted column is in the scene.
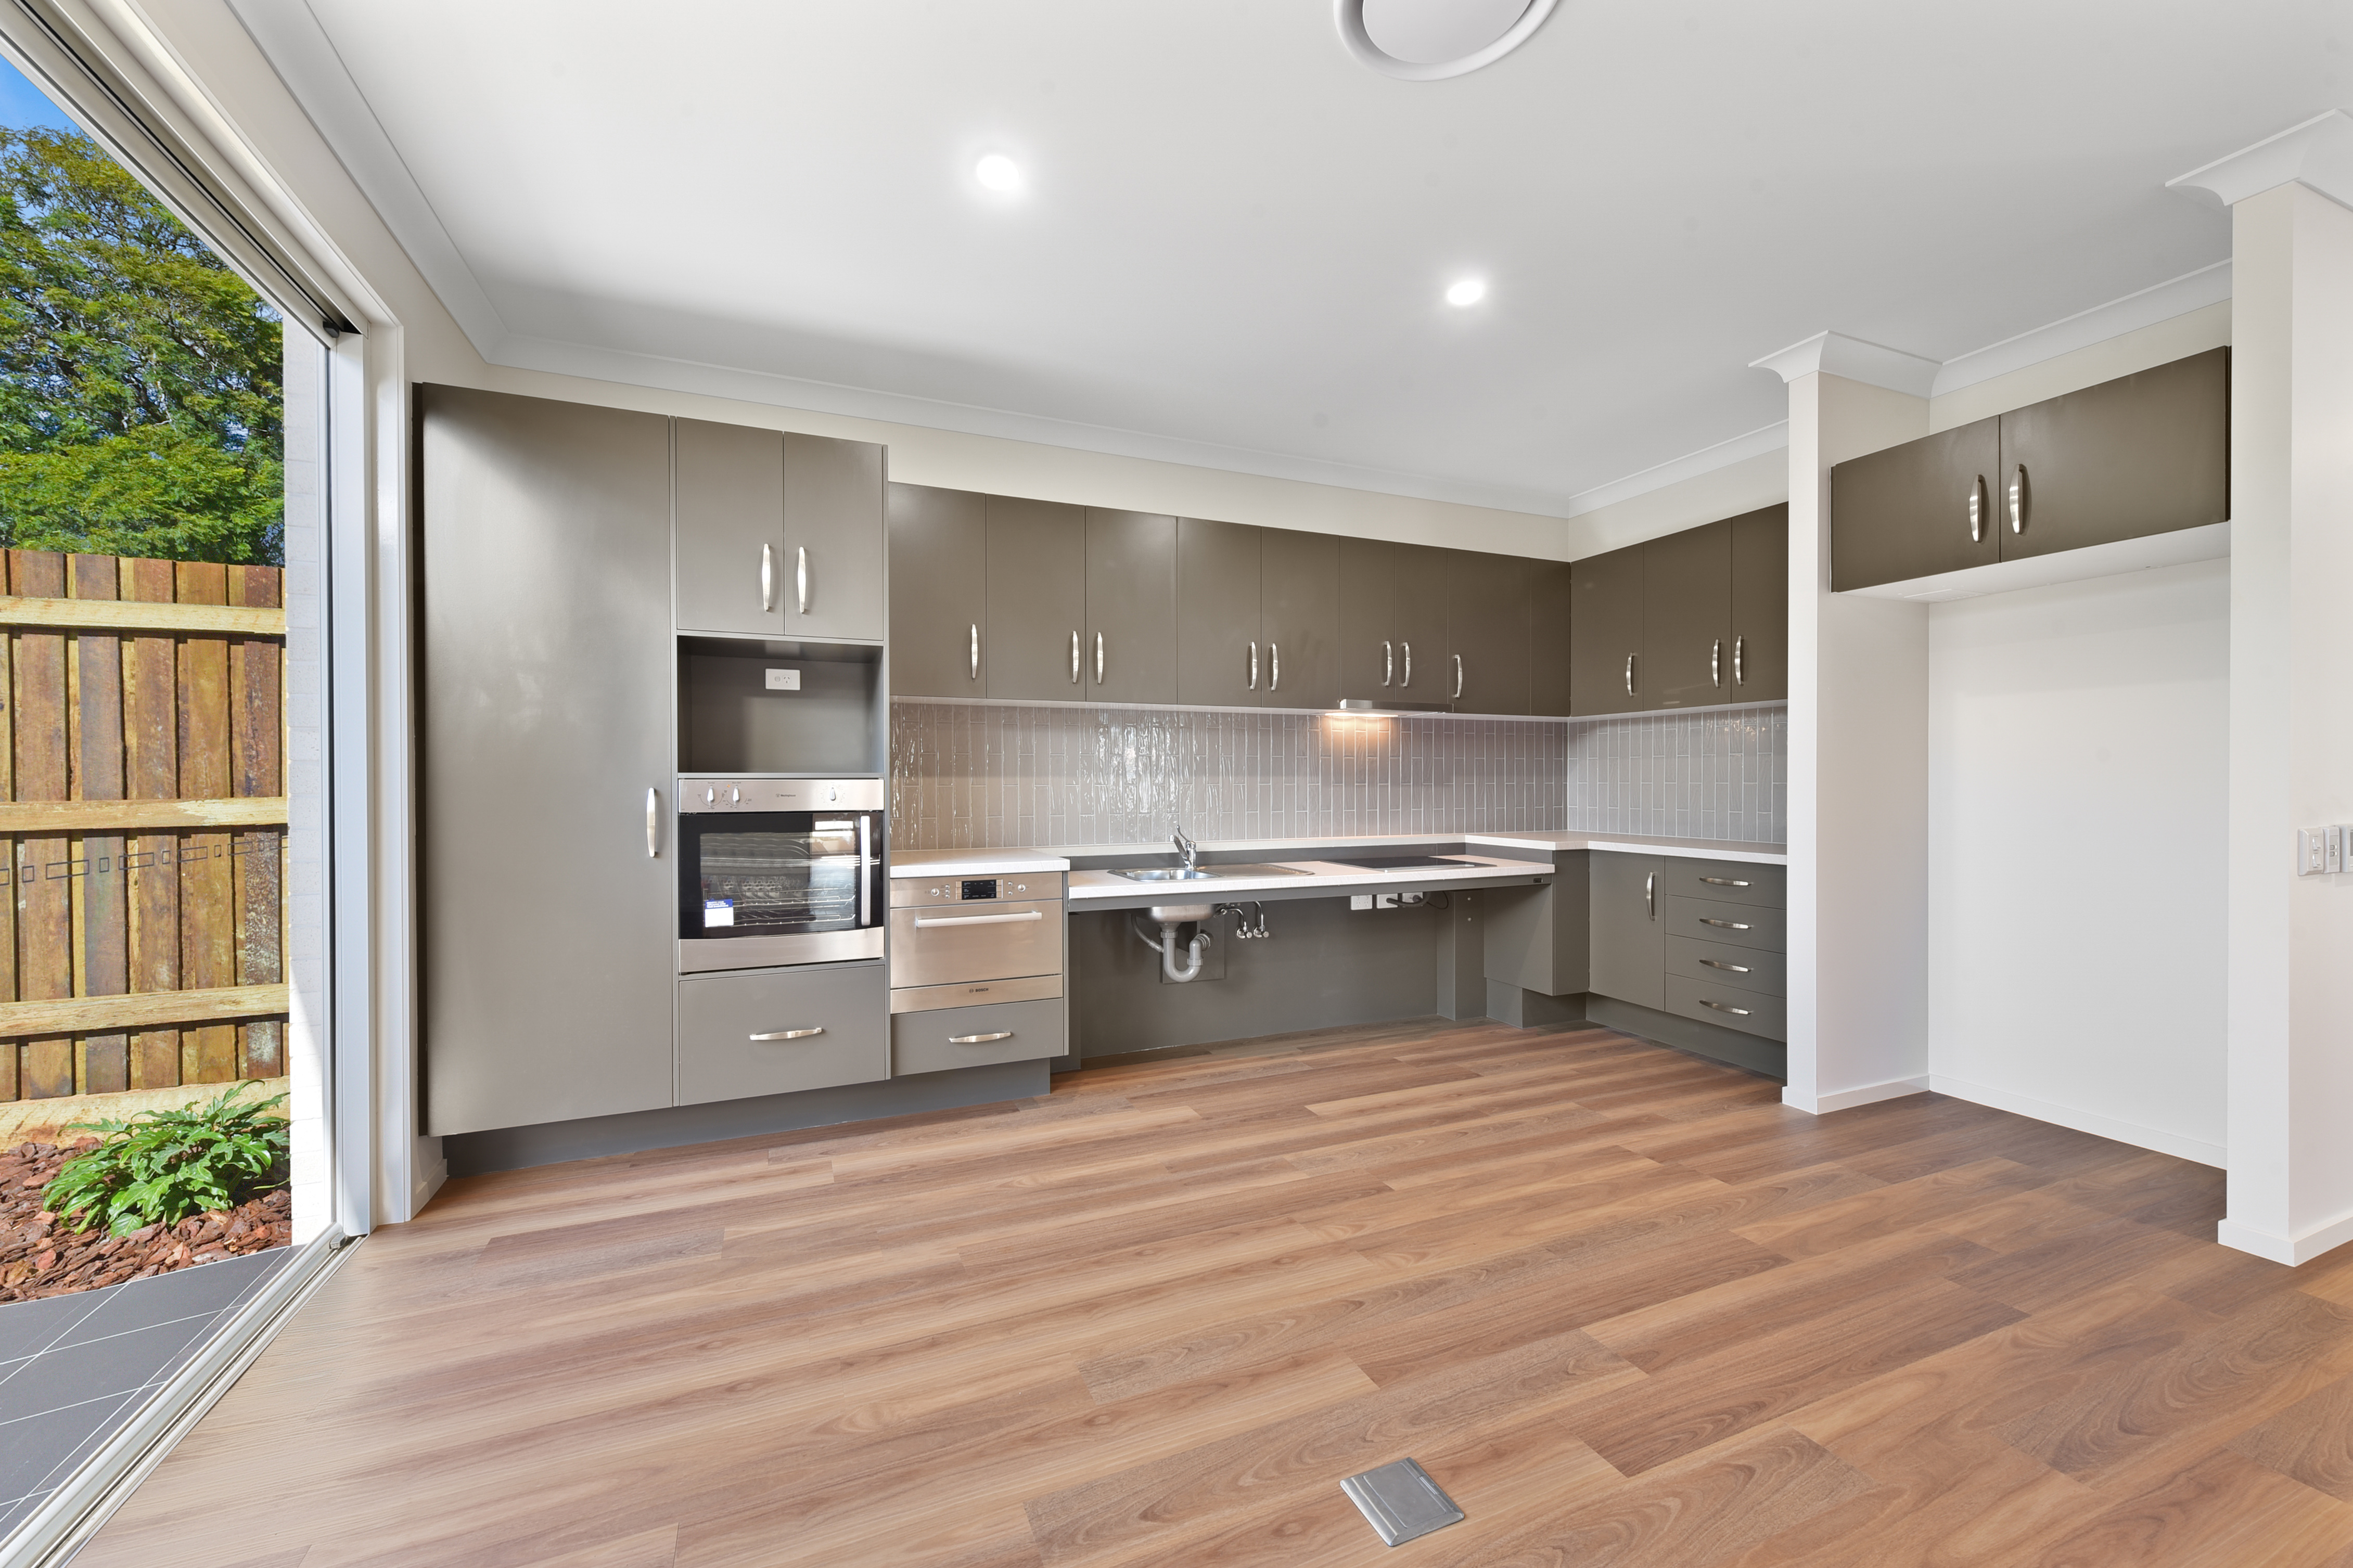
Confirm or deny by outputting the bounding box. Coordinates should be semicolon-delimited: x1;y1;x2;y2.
1751;337;1936;1113
2174;115;2353;1263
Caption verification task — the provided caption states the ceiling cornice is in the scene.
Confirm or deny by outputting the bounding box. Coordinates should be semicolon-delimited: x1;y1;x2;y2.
1746;330;1939;395
2168;108;2353;212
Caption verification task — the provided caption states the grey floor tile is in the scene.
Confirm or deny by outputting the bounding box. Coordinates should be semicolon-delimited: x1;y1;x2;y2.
0;1287;116;1363
0;1487;50;1540
52;1249;284;1347
0;1387;139;1507
0;1316;213;1420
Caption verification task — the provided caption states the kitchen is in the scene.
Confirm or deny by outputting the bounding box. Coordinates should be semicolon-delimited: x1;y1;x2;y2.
29;3;2353;1563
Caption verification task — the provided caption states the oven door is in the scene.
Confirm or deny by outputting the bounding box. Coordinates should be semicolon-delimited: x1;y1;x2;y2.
679;809;885;972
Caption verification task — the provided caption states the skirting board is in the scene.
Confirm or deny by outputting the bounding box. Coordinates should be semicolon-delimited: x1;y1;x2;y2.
1927;1074;2224;1169
1782;1076;1929;1115
2217;1212;2353;1268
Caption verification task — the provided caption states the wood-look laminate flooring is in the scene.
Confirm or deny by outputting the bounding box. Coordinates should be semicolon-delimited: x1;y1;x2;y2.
80;1019;2353;1568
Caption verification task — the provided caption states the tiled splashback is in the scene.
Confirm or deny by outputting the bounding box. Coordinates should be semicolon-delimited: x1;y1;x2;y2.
890;701;1569;851
1565;705;1786;844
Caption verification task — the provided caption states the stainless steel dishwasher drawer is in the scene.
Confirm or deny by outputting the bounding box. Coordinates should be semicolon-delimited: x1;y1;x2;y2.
892;998;1065;1076
888;900;1064;988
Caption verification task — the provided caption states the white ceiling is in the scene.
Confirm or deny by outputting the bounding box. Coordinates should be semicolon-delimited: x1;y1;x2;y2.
258;0;2344;515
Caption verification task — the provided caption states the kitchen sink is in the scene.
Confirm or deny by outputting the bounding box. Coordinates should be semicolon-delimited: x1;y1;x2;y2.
1110;863;1313;882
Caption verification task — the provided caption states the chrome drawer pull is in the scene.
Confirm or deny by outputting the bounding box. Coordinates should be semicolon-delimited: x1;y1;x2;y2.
750;1027;824;1041
1699;958;1751;973
797;545;810;613
912;911;1044;928
949;1031;1015;1045
969;623;980;680
1071;629;1080;683
1698;1000;1751;1016
1711;638;1721;688
1383;640;1393;686
1699;917;1751;930
761;542;775;612
1699;877;1749;887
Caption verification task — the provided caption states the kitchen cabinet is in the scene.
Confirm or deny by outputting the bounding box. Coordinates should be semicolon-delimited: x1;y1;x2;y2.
1587;852;1665;1011
1831;349;2228;590
1569;544;1644;716
676;962;889;1105
1084;510;1179;704
1262;528;1340;708
1335;540;1453;708
886;483;986;697
1642;522;1731;710
674;418;783;636
1446;549;1530;715
1484;851;1589;997
1529;559;1574;717
1997;346;2229;560
892;997;1066;1075
418;385;676;1136
782;433;887;641
1176;517;1264;706
1393;545;1451;706
1727;505;1787;702
984;496;1087;700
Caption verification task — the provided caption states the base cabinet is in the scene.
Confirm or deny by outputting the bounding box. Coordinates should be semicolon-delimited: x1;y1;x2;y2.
1587;853;1665;1011
1589;853;1785;1042
892;997;1066;1075
676;963;888;1106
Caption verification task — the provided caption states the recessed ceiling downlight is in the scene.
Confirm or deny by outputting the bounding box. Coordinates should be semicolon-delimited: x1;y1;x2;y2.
1338;0;1558;81
974;154;1023;193
1445;278;1487;307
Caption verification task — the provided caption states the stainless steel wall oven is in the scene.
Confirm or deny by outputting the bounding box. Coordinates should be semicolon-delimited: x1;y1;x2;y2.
677;778;884;972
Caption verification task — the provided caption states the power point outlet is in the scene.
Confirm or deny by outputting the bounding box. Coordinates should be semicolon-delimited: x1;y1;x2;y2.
2299;828;2328;876
765;668;801;691
2331;826;2347;877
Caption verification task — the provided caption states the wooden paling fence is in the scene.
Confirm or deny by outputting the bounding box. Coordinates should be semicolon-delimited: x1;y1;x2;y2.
0;550;288;1101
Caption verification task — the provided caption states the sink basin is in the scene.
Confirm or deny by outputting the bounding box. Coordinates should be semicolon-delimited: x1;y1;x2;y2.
1112;867;1218;881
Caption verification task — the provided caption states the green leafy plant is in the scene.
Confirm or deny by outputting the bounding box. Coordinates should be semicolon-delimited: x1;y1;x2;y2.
42;1081;289;1237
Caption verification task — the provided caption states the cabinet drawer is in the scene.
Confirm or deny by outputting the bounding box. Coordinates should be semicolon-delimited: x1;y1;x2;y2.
893;998;1065;1076
1667;936;1785;997
888;901;1064;988
1664;895;1784;952
1665;974;1786;1042
1659;859;1784;908
677;963;888;1105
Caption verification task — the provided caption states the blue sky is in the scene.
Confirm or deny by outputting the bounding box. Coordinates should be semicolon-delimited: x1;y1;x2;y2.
0;54;79;133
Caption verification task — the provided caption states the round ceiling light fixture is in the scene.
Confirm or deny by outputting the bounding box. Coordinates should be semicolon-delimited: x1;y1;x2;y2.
1337;0;1558;81
1444;277;1487;307
974;153;1024;193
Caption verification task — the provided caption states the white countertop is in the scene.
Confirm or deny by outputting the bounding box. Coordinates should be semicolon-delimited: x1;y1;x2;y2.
1066;854;1556;902
889;848;1073;878
1464;831;1788;866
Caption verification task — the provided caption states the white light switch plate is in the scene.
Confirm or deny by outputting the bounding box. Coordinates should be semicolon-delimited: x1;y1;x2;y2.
765;668;801;690
2299;828;2328;876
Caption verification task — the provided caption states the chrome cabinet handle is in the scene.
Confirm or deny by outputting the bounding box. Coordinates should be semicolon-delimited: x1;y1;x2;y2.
796;545;810;613
949;1031;1015;1045
969;624;980;680
750;1027;824;1041
1699;876;1750;887
1402;640;1413;687
761;542;774;613
1248;641;1259;690
1383;640;1393;687
1451;653;1464;700
1699;958;1752;972
645;787;660;858
1271;641;1280;692
1698;1000;1753;1016
1733;635;1745;687
1970;474;1987;543
1645;871;1655;920
1711;638;1721;688
1095;632;1105;684
858;815;872;928
912;911;1043;928
1699;917;1753;930
1070;629;1080;683
1625;654;1635;698
2009;466;2027;535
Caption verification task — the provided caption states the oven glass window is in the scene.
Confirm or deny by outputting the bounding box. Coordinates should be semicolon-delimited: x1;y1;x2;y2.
699;819;860;934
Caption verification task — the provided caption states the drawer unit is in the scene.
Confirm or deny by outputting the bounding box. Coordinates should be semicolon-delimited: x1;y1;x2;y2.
1657;859;1784;909
676;962;888;1105
1666;935;1785;997
888;899;1064;989
892;997;1065;1076
1665;974;1786;1041
1664;895;1784;953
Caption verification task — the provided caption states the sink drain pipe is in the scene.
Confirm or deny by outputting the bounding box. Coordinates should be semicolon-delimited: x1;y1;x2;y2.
1160;923;1210;982
1130;903;1272;983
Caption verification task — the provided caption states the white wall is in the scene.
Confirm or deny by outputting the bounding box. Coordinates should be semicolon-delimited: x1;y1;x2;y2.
1926;560;2229;1164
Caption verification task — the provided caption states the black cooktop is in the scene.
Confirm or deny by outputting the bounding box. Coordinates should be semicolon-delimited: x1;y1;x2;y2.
1328;855;1478;870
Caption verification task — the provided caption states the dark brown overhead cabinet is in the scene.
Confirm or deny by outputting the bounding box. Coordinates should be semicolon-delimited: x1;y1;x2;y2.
1642;522;1732;710
1261;527;1341;709
1727;505;1788;703
1569;543;1644;716
885;483;986;698
1176;517;1264;706
1336;539;1454;709
982;497;1086;700
1444;549;1530;716
1831;348;2228;592
1083;509;1178;704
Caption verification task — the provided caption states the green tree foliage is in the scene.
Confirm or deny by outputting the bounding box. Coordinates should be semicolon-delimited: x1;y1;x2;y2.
0;127;280;563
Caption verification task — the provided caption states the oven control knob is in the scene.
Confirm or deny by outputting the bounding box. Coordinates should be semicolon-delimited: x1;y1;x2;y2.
731;788;741;804
828;785;839;802
704;787;715;805
1013;883;1026;892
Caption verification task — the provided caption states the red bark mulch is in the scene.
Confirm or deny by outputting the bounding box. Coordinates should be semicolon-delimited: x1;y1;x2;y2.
0;1139;291;1303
